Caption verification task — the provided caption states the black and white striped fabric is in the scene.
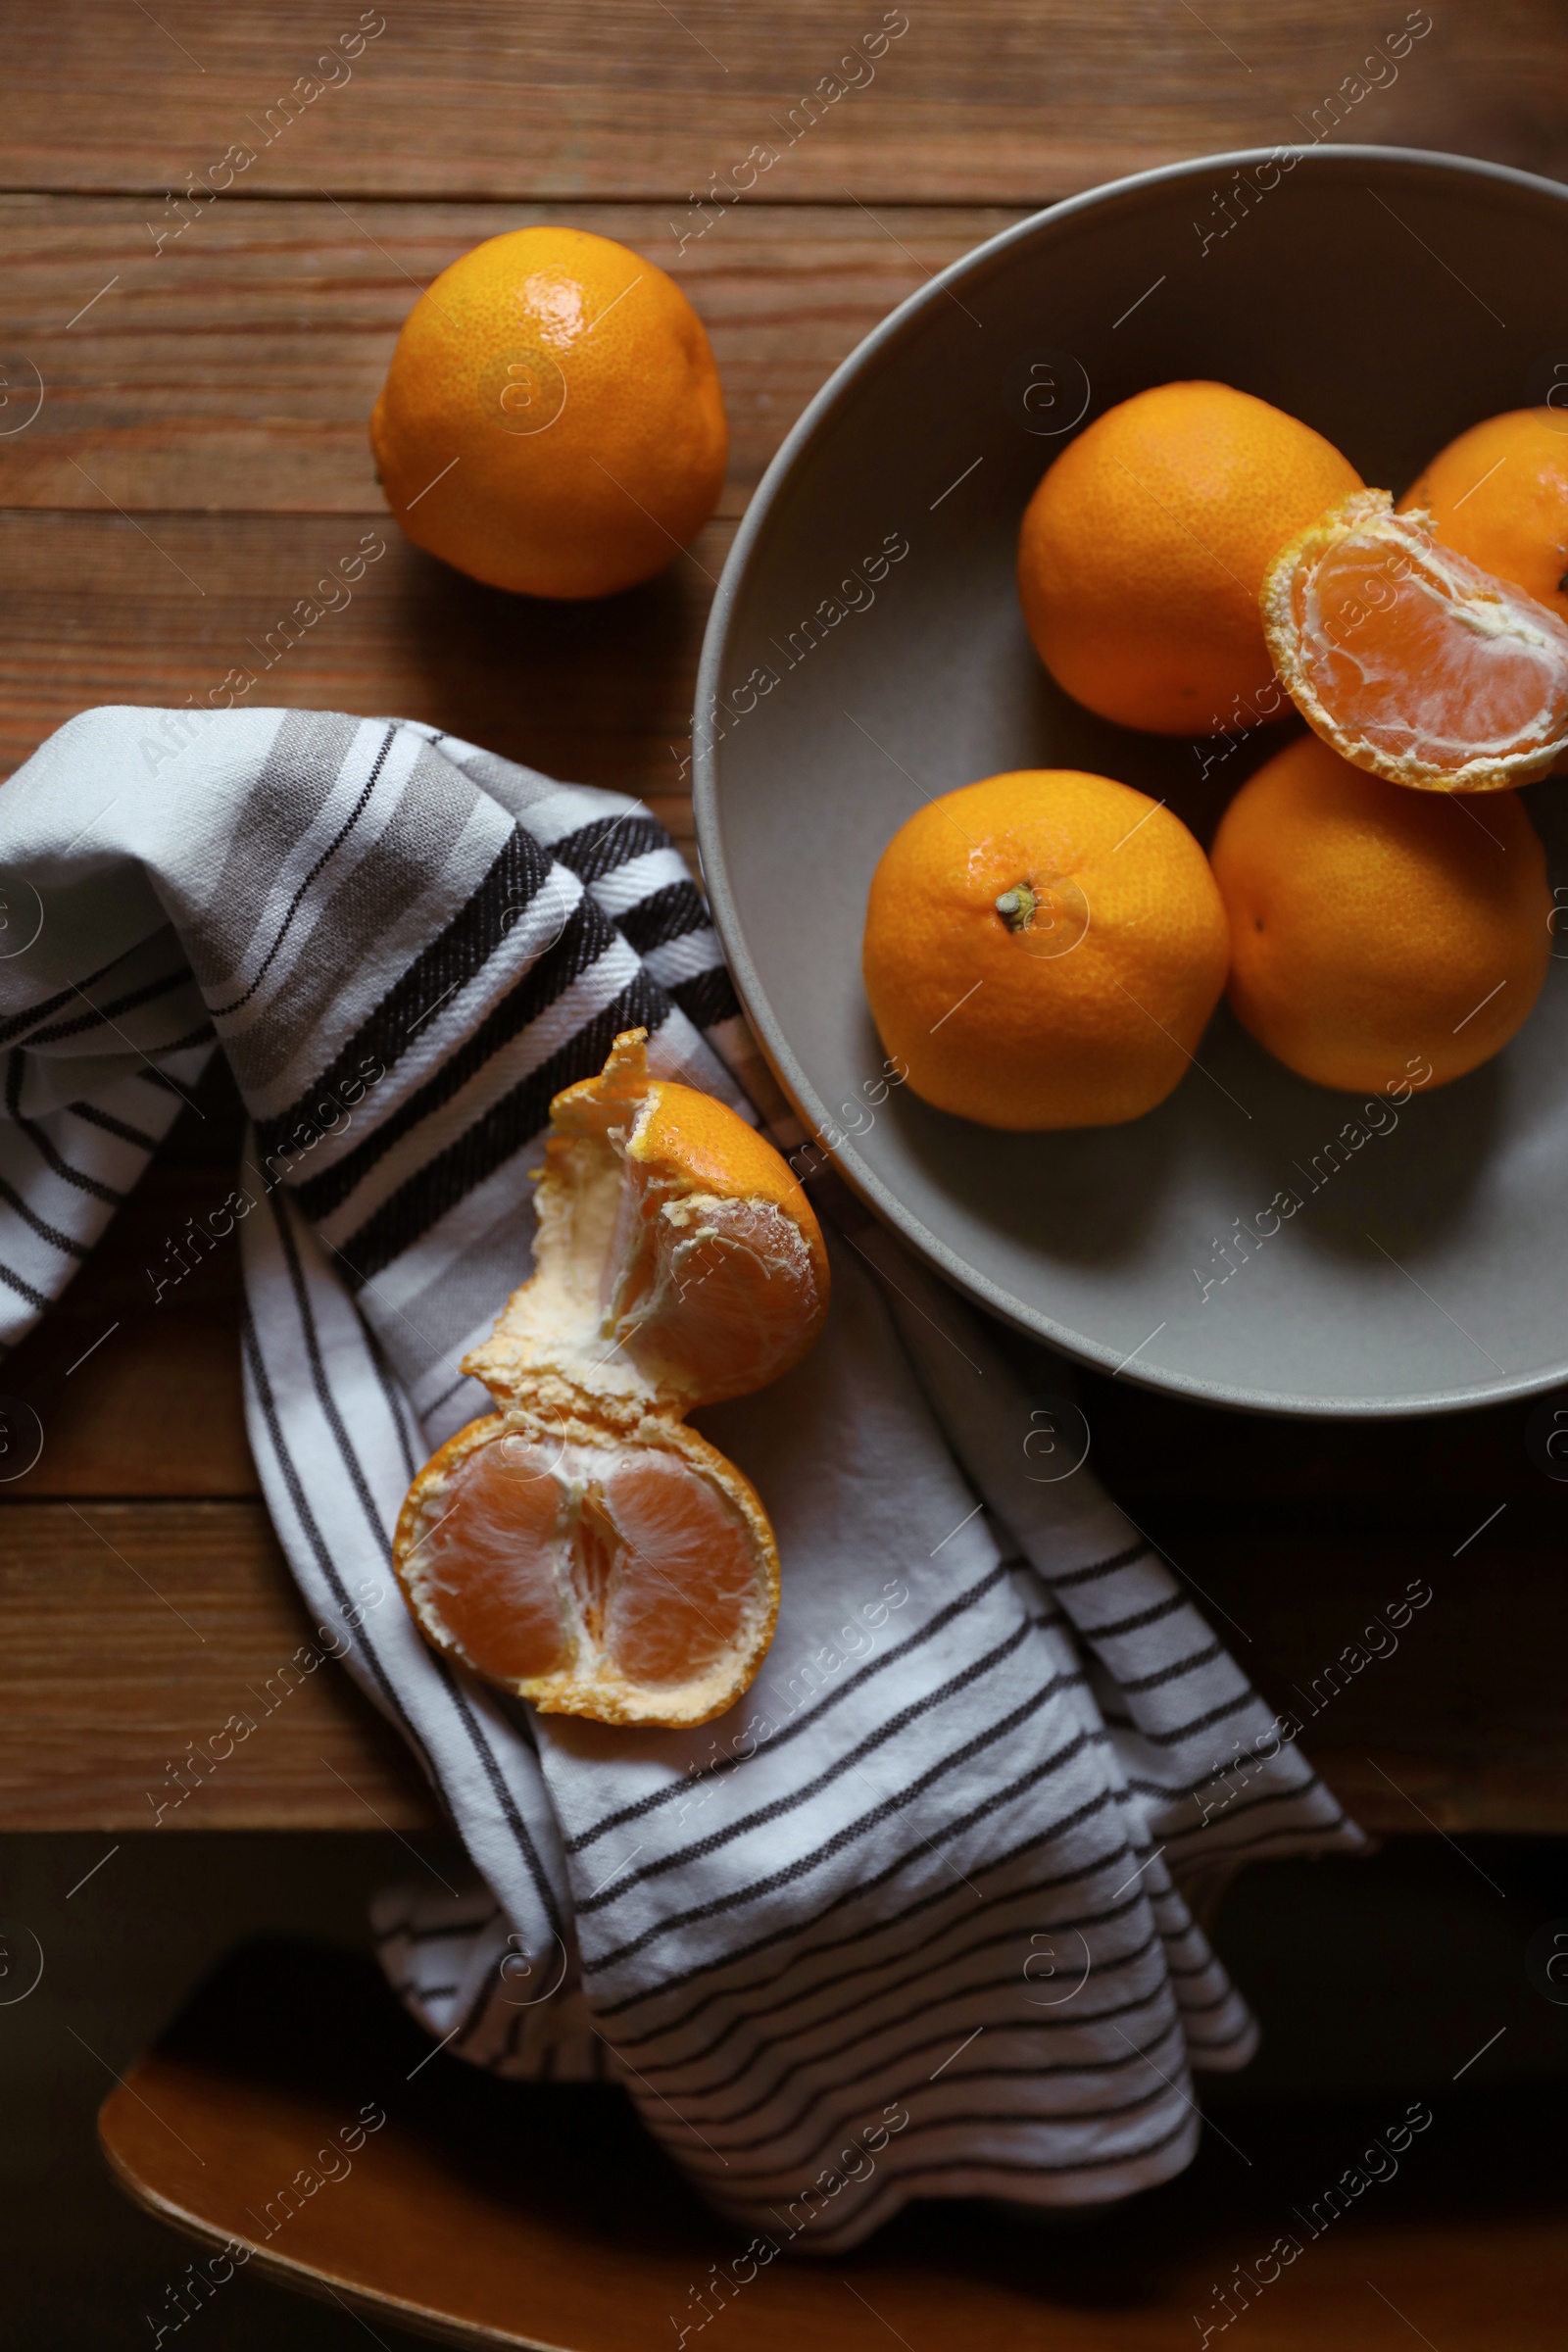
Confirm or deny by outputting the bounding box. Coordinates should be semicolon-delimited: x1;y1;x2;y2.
0;706;1363;2250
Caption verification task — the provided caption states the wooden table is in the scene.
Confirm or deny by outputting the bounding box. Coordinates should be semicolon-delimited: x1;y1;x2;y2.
3;1;1567;1838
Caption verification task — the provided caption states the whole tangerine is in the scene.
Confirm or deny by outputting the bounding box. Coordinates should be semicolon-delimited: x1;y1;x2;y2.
1209;732;1551;1092
1401;407;1568;624
1016;380;1362;734
861;768;1230;1131
370;226;727;600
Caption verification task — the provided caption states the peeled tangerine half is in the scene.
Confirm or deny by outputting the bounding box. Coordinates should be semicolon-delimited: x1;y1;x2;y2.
394;1031;829;1727
1261;488;1568;792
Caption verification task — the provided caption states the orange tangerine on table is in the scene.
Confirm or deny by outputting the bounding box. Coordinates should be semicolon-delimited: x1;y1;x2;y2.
1261;489;1568;793
1016;380;1362;734
1400;407;1568;624
394;1031;829;1728
1209;732;1551;1094
370;226;728;600
861;769;1229;1131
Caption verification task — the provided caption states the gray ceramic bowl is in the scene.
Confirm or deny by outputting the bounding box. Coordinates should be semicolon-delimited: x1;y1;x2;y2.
694;145;1568;1416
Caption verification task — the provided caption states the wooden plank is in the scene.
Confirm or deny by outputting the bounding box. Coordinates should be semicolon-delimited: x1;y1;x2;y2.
0;1500;436;1829
0;198;1019;514
6;1037;1555;1510
0;506;723;817
1;1068;1562;1833
0;199;1006;820
7;1123;1560;1509
1;1479;1561;1831
1147;1516;1568;1836
9;3;1568;202
0;1160;259;1499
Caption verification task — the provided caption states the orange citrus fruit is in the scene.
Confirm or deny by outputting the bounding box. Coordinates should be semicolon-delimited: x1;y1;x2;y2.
370;226;728;600
1210;732;1551;1092
1401;408;1568;624
860;769;1229;1130
1261;489;1568;793
394;1031;829;1726
1016;381;1362;734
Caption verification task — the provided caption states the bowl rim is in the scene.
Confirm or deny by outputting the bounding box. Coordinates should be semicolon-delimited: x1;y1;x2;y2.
693;142;1568;1418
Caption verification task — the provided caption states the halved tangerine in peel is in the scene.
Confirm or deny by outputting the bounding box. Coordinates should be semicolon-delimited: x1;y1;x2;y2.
1261;488;1568;792
393;1030;828;1727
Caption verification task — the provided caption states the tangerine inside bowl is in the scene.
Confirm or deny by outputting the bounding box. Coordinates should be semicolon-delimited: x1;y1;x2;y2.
694;144;1568;1417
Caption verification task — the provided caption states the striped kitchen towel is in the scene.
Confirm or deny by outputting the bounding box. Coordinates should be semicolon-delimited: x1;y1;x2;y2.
0;706;1362;2250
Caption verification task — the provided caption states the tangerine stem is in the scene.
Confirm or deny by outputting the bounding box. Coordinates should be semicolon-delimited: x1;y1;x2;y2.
996;883;1038;932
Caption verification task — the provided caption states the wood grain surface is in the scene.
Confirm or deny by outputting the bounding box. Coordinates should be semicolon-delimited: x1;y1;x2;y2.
7;1483;1560;1833
14;2;1568;199
0;199;1018;513
3;0;1567;1833
0;1501;433;1830
0;506;725;820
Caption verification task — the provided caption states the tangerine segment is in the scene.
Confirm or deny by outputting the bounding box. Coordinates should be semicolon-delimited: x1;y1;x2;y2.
468;1029;829;1415
1261;489;1568;792
1210;732;1551;1093
414;1435;571;1683
611;1192;825;1404
594;1453;761;1688
395;1414;779;1727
